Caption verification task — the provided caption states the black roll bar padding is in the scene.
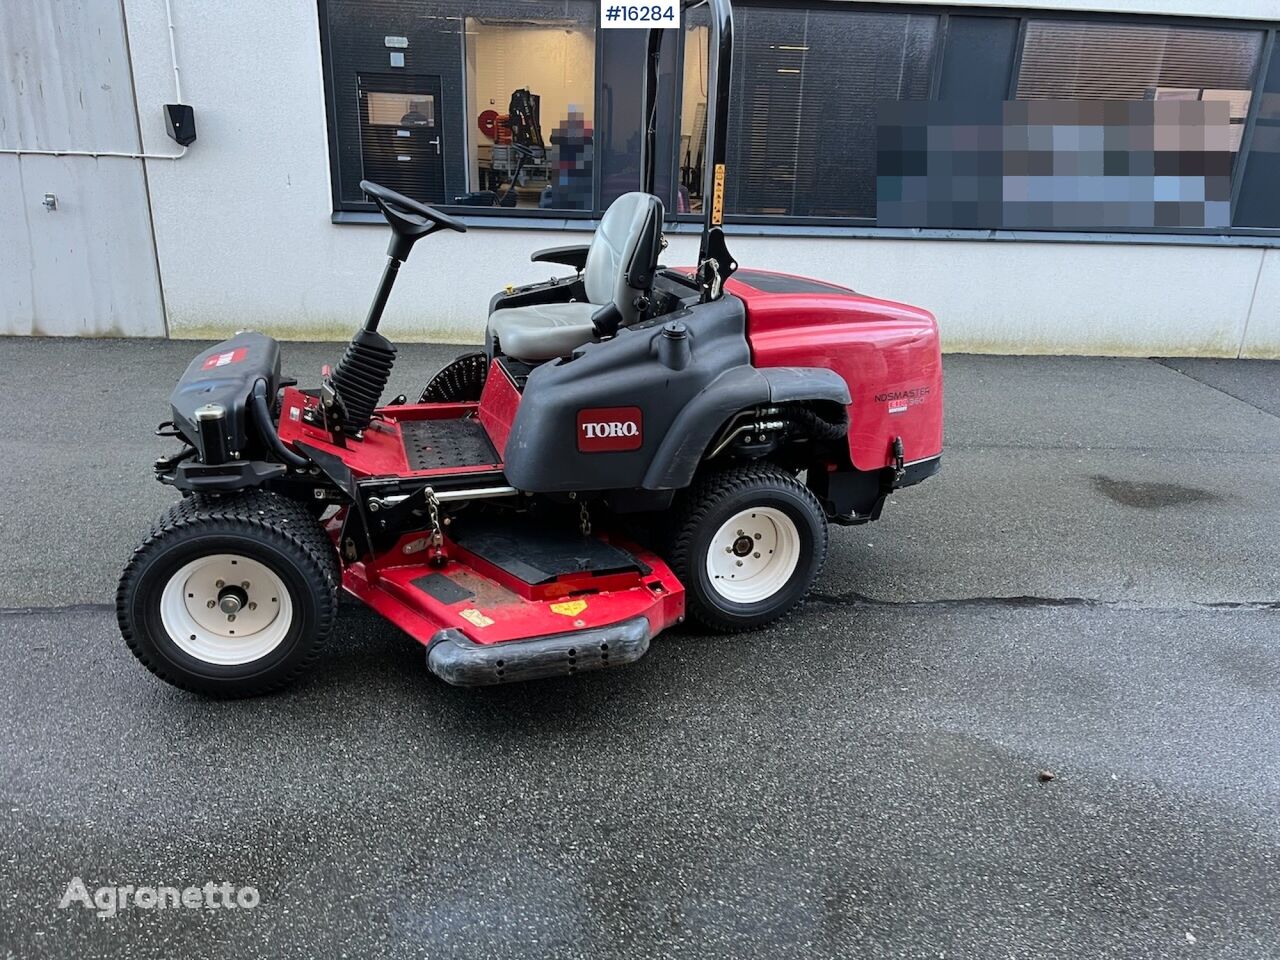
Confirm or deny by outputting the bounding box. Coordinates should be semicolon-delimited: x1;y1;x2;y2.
250;379;310;468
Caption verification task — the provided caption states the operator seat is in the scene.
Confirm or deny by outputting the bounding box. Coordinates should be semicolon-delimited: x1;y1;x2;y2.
488;192;664;362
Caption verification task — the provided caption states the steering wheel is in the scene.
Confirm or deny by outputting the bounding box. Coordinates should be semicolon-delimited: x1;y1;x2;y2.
360;180;467;236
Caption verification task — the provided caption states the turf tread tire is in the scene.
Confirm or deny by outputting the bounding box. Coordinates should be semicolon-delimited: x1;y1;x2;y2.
668;464;828;633
117;491;340;698
419;352;489;403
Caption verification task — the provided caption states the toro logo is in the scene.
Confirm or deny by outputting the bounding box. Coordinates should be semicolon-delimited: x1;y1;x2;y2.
577;406;643;453
202;347;248;370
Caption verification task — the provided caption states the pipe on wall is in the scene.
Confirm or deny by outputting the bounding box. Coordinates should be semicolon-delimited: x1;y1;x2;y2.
0;0;188;161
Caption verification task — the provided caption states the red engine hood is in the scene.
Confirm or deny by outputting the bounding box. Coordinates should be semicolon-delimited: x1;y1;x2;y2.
718;268;944;473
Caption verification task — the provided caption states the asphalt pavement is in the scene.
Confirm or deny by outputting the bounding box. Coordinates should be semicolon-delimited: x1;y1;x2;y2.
1;337;1278;959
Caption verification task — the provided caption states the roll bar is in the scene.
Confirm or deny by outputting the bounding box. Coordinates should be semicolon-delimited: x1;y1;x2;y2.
640;0;738;300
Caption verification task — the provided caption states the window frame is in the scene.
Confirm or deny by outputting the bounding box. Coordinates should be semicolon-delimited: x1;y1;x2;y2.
317;0;1280;241
317;0;605;221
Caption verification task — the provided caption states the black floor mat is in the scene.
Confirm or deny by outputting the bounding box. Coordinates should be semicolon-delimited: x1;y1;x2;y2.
450;518;645;585
401;417;499;471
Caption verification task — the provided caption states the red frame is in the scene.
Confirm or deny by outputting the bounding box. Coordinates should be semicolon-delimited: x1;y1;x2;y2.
477;358;520;458
276;388;504;479
280;384;684;649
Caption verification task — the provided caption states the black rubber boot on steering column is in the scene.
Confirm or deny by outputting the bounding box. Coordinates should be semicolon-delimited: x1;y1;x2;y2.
330;328;397;432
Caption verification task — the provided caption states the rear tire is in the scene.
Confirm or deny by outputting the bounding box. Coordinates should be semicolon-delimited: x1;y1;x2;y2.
117;492;340;697
419;352;489;402
668;464;828;632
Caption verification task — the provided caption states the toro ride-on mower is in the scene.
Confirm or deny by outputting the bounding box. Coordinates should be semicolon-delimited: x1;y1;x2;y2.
116;0;942;696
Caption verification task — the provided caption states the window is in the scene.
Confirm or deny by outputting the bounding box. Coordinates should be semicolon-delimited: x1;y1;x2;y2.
462;7;596;209
1016;20;1263;155
1235;37;1280;228
877;14;1269;234
679;5;939;220
319;1;1280;238
598;28;680;209
321;0;597;214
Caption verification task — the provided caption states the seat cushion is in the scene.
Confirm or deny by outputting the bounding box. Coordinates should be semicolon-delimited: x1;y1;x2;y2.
488;302;598;361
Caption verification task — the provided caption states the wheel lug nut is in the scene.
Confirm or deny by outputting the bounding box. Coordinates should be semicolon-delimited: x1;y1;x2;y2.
248;602;257;610
206;600;215;609
735;560;743;567
753;552;760;559
241;581;250;589
227;614;236;622
215;579;225;588
754;533;762;540
736;529;744;537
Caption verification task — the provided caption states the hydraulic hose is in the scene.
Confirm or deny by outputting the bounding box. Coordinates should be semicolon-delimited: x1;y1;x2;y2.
789;405;848;441
250;379;310;468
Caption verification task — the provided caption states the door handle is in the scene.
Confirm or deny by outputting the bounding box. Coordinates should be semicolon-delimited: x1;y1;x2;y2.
427;137;441;155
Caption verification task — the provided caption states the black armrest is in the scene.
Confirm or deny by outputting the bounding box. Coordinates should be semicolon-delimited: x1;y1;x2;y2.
531;245;590;271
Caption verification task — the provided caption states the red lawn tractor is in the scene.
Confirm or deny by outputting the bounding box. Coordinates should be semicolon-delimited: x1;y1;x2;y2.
117;0;942;695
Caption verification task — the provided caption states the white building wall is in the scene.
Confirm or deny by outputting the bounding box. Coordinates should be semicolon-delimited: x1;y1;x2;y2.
0;0;166;337
7;0;1273;356
1242;249;1280;357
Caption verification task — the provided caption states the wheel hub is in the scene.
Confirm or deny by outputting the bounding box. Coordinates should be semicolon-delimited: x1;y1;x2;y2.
706;507;802;604
160;553;293;665
217;585;248;615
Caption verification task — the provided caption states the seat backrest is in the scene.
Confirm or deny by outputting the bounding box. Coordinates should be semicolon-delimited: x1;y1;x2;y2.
583;192;665;326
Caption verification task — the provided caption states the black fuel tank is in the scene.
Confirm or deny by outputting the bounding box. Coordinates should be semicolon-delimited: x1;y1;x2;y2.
503;296;749;493
169;332;282;459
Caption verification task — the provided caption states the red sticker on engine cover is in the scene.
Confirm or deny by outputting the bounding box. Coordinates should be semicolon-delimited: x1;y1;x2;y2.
577;406;643;452
202;347;248;369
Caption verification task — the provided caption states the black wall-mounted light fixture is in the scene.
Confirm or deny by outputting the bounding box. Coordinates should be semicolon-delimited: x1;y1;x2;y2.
165;103;197;146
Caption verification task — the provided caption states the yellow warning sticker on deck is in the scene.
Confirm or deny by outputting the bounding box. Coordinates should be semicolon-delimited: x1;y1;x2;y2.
550;600;588;617
460;608;494;628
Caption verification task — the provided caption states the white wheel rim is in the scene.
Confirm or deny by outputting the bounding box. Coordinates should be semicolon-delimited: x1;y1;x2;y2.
160;554;293;665
705;506;801;604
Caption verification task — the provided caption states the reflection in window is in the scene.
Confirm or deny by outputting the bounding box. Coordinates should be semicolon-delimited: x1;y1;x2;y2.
680;6;938;219
357;73;446;206
366;92;436;127
462;8;595;210
1017;21;1262;155
680;22;709;212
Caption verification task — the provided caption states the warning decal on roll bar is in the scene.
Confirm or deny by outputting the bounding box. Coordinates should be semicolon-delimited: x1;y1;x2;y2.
711;164;726;226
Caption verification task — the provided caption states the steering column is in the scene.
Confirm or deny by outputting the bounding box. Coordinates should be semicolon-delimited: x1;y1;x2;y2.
324;181;468;434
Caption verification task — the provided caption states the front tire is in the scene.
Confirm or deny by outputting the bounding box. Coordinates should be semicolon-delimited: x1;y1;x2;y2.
117;492;340;697
668;465;828;631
